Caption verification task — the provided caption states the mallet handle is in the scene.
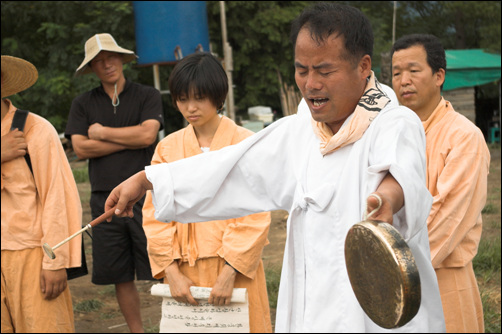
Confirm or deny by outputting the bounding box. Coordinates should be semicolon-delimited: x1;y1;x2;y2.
52;207;116;251
52;225;90;251
88;206;116;228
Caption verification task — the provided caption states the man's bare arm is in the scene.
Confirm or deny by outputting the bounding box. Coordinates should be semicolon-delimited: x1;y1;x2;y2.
366;173;404;224
71;134;127;160
88;119;160;149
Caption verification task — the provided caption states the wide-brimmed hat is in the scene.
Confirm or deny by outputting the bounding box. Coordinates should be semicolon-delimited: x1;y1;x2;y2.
1;55;38;99
75;33;138;76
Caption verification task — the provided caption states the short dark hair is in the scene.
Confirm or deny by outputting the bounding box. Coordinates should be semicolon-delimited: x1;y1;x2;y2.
168;52;228;111
391;34;446;75
290;2;373;65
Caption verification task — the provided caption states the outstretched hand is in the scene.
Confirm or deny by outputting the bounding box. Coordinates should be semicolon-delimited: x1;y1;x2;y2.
105;171;153;221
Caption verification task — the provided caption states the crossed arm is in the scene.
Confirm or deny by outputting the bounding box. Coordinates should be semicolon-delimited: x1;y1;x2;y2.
71;119;160;159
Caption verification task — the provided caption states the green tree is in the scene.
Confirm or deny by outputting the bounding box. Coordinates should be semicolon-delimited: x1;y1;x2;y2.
2;1;500;132
394;1;501;52
206;1;309;118
1;1;141;132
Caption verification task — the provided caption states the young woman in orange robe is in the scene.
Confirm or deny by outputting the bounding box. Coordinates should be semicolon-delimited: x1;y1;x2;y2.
142;52;272;332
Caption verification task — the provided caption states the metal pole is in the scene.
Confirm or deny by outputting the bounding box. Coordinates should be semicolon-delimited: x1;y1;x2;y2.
392;1;397;45
153;64;165;139
220;1;235;121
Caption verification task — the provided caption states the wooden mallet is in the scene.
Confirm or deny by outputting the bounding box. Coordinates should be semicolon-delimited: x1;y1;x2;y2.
43;207;116;260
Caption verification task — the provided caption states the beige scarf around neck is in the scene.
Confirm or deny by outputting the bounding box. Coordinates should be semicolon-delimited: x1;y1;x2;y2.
312;71;390;155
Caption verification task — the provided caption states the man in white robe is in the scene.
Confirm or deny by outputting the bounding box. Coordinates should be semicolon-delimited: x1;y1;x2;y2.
105;3;445;333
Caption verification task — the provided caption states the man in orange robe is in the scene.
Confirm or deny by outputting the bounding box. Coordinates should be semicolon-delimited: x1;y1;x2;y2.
1;55;82;332
392;34;490;333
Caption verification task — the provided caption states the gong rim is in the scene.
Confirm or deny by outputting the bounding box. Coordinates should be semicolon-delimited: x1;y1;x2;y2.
344;220;421;329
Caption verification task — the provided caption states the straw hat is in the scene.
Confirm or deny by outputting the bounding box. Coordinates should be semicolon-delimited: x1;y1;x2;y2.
75;33;138;76
1;55;38;99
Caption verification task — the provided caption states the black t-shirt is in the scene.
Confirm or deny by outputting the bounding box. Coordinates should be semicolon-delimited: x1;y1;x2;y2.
65;80;164;191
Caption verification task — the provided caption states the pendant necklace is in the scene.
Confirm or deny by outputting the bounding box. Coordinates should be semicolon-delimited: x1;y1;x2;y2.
112;83;120;114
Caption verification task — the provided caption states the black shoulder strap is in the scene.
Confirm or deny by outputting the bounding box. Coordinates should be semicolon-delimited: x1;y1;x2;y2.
11;109;33;173
11;108;29;131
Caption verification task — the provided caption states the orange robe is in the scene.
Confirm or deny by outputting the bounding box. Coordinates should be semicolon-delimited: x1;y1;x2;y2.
1;99;82;332
423;98;490;333
143;116;272;332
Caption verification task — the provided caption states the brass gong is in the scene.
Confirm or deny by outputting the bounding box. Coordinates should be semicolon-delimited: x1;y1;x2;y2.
344;196;421;329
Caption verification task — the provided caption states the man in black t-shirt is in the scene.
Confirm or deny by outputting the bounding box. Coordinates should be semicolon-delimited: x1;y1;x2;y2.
65;33;164;333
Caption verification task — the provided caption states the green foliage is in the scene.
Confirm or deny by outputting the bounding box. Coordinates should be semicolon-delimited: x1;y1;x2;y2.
2;1;500;132
1;1;139;132
206;1;309;117
393;1;501;52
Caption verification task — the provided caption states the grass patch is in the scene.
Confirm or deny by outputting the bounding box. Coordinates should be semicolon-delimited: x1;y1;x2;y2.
144;319;160;333
482;203;498;214
477;145;501;333
72;166;89;183
488;188;501;200
487;143;500;150
474;236;501;272
480;286;502;333
474;236;501;289
74;299;103;312
98;285;116;297
99;311;118;320
265;265;282;310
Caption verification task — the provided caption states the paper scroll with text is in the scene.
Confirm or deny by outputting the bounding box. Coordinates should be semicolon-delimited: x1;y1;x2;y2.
151;284;249;333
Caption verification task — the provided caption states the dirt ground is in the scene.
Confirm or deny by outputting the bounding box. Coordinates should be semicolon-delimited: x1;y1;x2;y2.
69;178;288;333
70;146;500;333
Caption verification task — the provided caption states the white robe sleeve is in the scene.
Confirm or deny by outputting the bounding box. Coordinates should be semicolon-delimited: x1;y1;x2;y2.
146;116;298;223
366;105;432;240
362;106;445;333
